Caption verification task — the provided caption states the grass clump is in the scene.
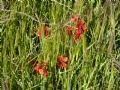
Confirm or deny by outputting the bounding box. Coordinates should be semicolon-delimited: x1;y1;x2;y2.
1;0;120;90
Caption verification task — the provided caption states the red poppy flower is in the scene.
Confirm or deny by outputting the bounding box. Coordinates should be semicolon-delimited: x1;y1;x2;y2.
76;20;87;31
82;25;87;30
74;33;83;41
33;63;48;77
34;64;42;73
74;34;80;41
66;26;72;35
80;34;83;39
73;28;83;40
44;30;49;36
44;26;49;31
36;26;42;37
44;26;49;36
42;68;49;77
63;56;68;62
66;26;72;30
78;20;84;25
57;61;68;68
67;30;72;35
37;29;41;37
38;67;49;77
74;29;82;35
57;56;63;61
57;56;68;68
38;69;44;74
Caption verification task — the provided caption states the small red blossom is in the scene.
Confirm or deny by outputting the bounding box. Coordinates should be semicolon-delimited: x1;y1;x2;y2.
78;20;84;25
37;29;41;37
44;26;49;36
44;26;49;31
33;63;48;77
80;34;83;39
76;20;87;31
34;64;42;73
67;30;72;35
38;67;48;77
44;30;49;36
42;68;49;76
82;25;87;30
74;34;80;41
74;33;83;41
38;69;44;74
74;29;82;35
36;26;42;37
58;56;63;61
73;28;83;40
66;26;72;35
57;61;68;68
66;26;72;30
63;56;68;62
57;56;68;68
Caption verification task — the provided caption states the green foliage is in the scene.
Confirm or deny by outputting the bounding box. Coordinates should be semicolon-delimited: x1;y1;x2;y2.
1;0;120;90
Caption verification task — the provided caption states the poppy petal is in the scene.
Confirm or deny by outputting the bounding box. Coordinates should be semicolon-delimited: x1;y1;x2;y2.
57;61;68;68
67;30;72;35
39;69;44;74
37;30;41;37
43;69;48;76
66;26;72;30
70;18;76;22
78;20;84;25
63;56;68;62
82;25;87;30
57;56;63;61
44;30;49;36
44;26;49;31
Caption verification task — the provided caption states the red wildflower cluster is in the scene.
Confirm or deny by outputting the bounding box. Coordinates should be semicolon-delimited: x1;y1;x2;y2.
57;56;68;68
74;20;87;40
29;55;69;77
33;61;48;77
31;15;88;77
66;15;87;40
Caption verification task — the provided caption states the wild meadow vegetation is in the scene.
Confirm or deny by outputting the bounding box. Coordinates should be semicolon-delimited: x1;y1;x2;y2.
1;0;120;90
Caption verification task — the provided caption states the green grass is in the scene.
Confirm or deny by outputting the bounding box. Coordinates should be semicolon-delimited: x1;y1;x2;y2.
1;0;120;90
